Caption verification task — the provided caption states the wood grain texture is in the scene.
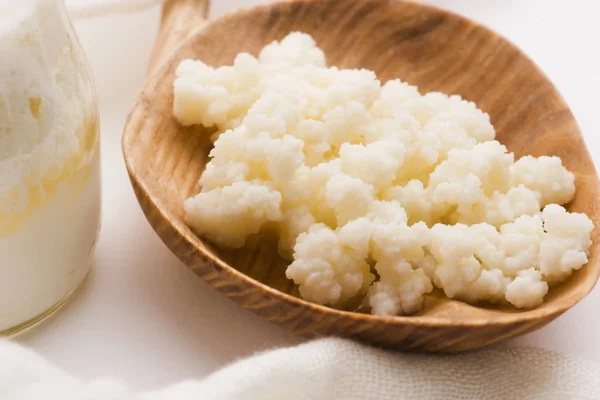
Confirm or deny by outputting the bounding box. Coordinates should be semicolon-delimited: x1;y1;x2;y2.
147;0;209;73
122;0;600;352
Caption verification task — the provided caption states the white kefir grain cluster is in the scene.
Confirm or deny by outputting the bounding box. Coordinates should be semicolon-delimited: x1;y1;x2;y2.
173;32;594;316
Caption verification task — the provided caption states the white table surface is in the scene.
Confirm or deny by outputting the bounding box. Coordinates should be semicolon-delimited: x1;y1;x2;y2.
16;0;600;391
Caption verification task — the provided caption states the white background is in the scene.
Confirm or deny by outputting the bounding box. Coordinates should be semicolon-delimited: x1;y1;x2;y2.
15;0;600;391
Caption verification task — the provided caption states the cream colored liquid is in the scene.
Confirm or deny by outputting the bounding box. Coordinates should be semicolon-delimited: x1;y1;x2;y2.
0;122;101;332
0;0;102;333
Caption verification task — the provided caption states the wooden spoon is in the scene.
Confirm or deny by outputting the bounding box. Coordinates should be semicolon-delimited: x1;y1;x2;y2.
122;0;600;352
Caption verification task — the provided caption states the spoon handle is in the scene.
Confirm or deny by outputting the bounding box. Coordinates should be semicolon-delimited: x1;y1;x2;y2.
148;0;210;73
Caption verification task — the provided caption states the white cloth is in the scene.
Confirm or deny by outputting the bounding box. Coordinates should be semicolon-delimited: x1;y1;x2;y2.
2;338;600;399
65;0;162;20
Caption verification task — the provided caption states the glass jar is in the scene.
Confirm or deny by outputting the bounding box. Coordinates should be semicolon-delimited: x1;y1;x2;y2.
0;0;101;335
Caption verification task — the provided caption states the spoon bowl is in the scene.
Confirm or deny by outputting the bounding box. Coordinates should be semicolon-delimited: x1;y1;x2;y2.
122;0;600;352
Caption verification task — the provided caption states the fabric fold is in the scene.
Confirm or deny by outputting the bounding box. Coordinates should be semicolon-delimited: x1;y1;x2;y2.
2;338;600;399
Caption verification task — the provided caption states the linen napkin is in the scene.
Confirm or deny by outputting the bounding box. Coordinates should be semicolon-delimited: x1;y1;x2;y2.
2;337;600;399
65;0;163;19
